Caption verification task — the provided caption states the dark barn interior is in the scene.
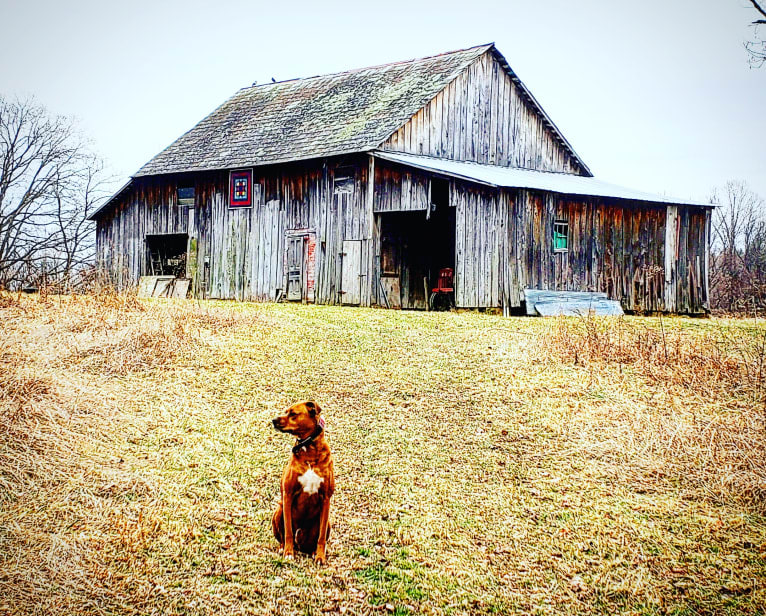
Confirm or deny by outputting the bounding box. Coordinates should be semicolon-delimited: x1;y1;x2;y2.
378;179;455;309
145;233;188;277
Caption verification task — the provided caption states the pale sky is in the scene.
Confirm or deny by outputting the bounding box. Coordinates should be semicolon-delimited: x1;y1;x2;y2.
1;0;764;202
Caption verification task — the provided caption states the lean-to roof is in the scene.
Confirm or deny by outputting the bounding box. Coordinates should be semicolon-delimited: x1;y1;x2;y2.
374;151;709;207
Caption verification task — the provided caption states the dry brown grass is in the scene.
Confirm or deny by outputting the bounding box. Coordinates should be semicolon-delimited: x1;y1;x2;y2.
546;315;766;512
1;293;764;615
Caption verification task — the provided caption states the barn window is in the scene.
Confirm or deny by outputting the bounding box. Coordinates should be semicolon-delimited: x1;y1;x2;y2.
334;168;354;194
177;186;195;206
553;220;568;252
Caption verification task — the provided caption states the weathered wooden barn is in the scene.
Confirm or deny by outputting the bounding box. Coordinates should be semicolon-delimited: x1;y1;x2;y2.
91;43;711;314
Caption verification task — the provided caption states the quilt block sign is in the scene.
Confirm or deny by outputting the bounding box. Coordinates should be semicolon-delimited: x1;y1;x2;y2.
229;169;253;208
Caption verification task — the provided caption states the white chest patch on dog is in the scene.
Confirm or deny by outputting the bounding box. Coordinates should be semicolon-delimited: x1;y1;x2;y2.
298;466;324;495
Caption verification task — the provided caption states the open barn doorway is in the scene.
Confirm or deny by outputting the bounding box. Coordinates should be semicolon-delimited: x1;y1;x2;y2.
378;179;455;309
144;233;188;277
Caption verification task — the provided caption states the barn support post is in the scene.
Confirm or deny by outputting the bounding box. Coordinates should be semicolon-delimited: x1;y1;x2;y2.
364;154;376;307
664;205;678;312
186;206;198;296
703;207;711;311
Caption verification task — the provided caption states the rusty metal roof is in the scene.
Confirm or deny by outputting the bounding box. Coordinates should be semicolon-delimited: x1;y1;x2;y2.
134;44;493;177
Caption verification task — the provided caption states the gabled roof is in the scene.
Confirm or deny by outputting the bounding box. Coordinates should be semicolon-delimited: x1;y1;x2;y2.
487;47;590;177
90;43;595;220
135;44;494;177
374;151;710;207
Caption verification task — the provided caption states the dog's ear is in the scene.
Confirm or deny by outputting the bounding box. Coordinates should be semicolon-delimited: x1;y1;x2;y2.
305;401;322;417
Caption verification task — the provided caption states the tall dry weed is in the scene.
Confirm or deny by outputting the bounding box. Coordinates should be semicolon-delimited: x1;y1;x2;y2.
549;315;766;403
0;293;195;612
546;315;766;511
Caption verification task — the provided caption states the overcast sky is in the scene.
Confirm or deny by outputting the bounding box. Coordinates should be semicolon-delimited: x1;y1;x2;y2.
1;0;764;202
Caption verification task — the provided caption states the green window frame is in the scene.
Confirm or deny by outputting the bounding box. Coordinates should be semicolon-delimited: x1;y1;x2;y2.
553;220;568;252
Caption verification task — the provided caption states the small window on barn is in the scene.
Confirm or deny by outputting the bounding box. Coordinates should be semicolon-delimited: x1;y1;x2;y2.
334;168;355;194
177;186;195;206
553;220;568;252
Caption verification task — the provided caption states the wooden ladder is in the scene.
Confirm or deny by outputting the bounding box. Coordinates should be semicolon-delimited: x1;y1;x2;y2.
149;250;163;275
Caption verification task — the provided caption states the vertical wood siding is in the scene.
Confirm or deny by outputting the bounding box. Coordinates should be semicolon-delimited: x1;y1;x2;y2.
96;156;372;305
447;184;709;313
95;177;189;289
373;165;430;212
453;182;513;308
512;191;669;312
380;51;585;176
96;162;709;314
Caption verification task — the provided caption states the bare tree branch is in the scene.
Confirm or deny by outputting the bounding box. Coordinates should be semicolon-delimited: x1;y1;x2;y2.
709;181;766;313
745;0;766;67
0;96;111;290
749;0;766;21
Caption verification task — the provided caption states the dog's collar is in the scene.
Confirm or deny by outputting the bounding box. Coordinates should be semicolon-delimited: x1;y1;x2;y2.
292;423;323;455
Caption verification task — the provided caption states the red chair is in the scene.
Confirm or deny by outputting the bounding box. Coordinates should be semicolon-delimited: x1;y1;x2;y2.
429;268;455;310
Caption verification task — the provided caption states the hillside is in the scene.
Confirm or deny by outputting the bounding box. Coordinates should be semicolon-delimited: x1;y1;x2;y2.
1;294;764;615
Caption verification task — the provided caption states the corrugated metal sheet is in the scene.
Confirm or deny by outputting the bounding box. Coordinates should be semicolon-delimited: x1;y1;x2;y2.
523;289;624;316
374;151;709;207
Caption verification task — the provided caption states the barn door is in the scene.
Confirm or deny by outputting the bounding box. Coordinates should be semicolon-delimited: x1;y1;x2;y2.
341;240;362;305
286;232;317;302
286;236;305;301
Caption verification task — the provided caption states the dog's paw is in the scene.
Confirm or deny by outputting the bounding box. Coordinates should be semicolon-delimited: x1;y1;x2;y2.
314;553;326;566
283;549;295;560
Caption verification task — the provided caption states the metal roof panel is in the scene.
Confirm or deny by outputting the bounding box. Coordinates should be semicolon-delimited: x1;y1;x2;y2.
373;151;708;207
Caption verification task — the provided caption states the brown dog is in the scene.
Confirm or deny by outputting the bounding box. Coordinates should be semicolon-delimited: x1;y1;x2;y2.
271;401;335;564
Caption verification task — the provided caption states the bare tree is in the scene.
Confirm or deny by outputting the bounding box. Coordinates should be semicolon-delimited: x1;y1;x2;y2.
709;181;766;312
745;0;766;67
0;96;109;290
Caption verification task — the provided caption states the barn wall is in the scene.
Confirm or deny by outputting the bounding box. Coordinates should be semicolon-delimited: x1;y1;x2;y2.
452;181;514;308
447;183;709;313
511;191;709;313
380;50;586;176
368;163;709;313
194;169;286;301
96;161;709;314
95;177;190;289
670;205;709;314
96;156;373;304
511;191;666;311
373;164;430;212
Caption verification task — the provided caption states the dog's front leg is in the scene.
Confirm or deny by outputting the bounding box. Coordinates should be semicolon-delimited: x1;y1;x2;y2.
282;486;295;559
314;496;331;565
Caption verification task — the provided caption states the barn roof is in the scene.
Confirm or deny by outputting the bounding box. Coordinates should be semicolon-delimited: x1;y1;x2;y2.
135;44;497;177
91;43;594;220
374;151;710;207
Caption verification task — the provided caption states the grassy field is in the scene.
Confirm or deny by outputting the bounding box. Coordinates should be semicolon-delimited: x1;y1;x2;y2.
1;293;765;615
